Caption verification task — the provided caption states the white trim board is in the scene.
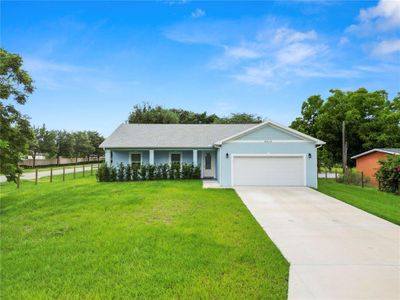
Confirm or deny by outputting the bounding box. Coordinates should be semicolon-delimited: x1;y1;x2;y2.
230;153;307;187
226;140;312;144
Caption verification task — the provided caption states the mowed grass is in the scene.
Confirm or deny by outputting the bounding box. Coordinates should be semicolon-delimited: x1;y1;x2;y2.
318;180;400;225
0;177;288;299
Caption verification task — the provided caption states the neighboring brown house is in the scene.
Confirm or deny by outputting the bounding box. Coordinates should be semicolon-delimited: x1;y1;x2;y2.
351;148;400;184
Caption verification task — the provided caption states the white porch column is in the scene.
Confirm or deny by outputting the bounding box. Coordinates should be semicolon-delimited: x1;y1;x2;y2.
193;149;198;166
149;149;154;165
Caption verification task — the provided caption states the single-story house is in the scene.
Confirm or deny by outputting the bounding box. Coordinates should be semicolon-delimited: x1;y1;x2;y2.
351;148;400;184
100;120;325;188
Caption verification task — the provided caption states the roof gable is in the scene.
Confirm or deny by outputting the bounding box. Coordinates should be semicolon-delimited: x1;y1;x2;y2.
235;124;302;141
214;120;325;145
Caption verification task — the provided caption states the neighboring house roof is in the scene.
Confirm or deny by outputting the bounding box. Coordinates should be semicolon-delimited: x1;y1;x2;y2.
100;123;255;148
351;148;400;159
100;120;325;148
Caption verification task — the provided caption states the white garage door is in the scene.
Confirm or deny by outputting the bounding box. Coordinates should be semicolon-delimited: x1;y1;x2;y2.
232;155;305;186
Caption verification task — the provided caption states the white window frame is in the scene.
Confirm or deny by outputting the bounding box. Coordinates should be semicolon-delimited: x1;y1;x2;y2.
129;152;142;167
169;152;182;166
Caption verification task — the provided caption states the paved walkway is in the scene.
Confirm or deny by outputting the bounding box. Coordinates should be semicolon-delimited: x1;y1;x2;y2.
0;166;97;183
235;186;400;300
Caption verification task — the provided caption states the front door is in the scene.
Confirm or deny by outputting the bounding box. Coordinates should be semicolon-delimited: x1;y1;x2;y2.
202;152;215;178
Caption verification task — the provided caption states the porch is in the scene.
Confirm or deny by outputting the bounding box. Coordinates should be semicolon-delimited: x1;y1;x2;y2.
106;149;218;179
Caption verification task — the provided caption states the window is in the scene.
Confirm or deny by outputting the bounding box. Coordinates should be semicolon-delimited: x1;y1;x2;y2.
170;152;182;167
131;153;142;169
205;153;211;170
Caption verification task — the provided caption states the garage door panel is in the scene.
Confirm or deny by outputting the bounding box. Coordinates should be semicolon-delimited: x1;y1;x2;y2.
233;156;304;186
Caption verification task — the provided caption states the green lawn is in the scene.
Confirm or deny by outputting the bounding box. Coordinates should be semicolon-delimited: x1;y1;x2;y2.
318;180;400;225
0;177;288;299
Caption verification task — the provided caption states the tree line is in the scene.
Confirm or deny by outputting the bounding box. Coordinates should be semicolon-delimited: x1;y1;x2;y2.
0;48;104;182
290;89;400;168
29;125;104;167
128;103;263;124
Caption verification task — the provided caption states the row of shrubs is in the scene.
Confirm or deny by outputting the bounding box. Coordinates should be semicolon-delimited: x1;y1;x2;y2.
96;163;201;182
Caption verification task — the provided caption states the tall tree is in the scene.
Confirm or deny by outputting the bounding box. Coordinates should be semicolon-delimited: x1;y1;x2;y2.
87;131;105;161
0;49;34;182
128;102;262;124
221;113;262;124
291;88;400;168
29;124;57;167
72;131;94;163
54;130;74;165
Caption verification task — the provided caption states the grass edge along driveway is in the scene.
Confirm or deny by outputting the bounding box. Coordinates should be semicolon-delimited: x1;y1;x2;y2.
0;177;289;299
318;179;399;225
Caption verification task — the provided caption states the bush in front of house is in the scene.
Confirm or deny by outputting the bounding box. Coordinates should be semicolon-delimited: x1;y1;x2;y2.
375;155;400;194
97;163;201;182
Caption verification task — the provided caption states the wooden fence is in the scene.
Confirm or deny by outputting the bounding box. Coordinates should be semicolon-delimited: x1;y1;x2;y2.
16;163;100;188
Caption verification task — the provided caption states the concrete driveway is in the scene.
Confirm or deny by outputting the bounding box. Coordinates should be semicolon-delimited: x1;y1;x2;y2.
235;187;400;300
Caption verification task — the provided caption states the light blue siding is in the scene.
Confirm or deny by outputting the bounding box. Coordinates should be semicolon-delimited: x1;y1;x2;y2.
237;125;301;140
219;142;318;188
105;148;218;179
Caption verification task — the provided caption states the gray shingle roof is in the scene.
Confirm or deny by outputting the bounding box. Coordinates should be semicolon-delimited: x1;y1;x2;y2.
100;123;257;148
351;148;400;159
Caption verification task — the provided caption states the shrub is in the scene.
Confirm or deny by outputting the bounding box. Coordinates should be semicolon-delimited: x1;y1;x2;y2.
193;166;201;179
132;166;139;181
110;166;117;182
161;164;169;179
97;162;203;182
117;163;125;181
96;163;107;182
155;165;163;180
139;165;147;180
170;163;181;179
375;155;400;194
148;165;156;180
125;164;132;181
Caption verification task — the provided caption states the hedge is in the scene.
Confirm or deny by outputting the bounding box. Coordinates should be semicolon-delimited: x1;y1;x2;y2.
375;155;400;194
96;163;201;182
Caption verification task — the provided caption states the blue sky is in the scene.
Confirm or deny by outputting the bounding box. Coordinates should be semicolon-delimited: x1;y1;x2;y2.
2;0;400;136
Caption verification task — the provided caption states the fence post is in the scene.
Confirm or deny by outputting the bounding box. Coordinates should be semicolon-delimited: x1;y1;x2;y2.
35;168;38;185
17;175;20;189
63;166;65;182
50;168;53;183
74;166;76;179
378;180;381;191
361;171;364;188
335;170;337;182
91;164;93;176
83;165;85;177
325;170;327;180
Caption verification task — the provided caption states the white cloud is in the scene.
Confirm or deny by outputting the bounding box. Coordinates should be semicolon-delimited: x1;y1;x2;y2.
276;43;323;65
191;8;205;18
339;36;349;45
372;39;400;55
347;0;400;34
24;58;91;73
224;46;261;59
273;28;317;44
